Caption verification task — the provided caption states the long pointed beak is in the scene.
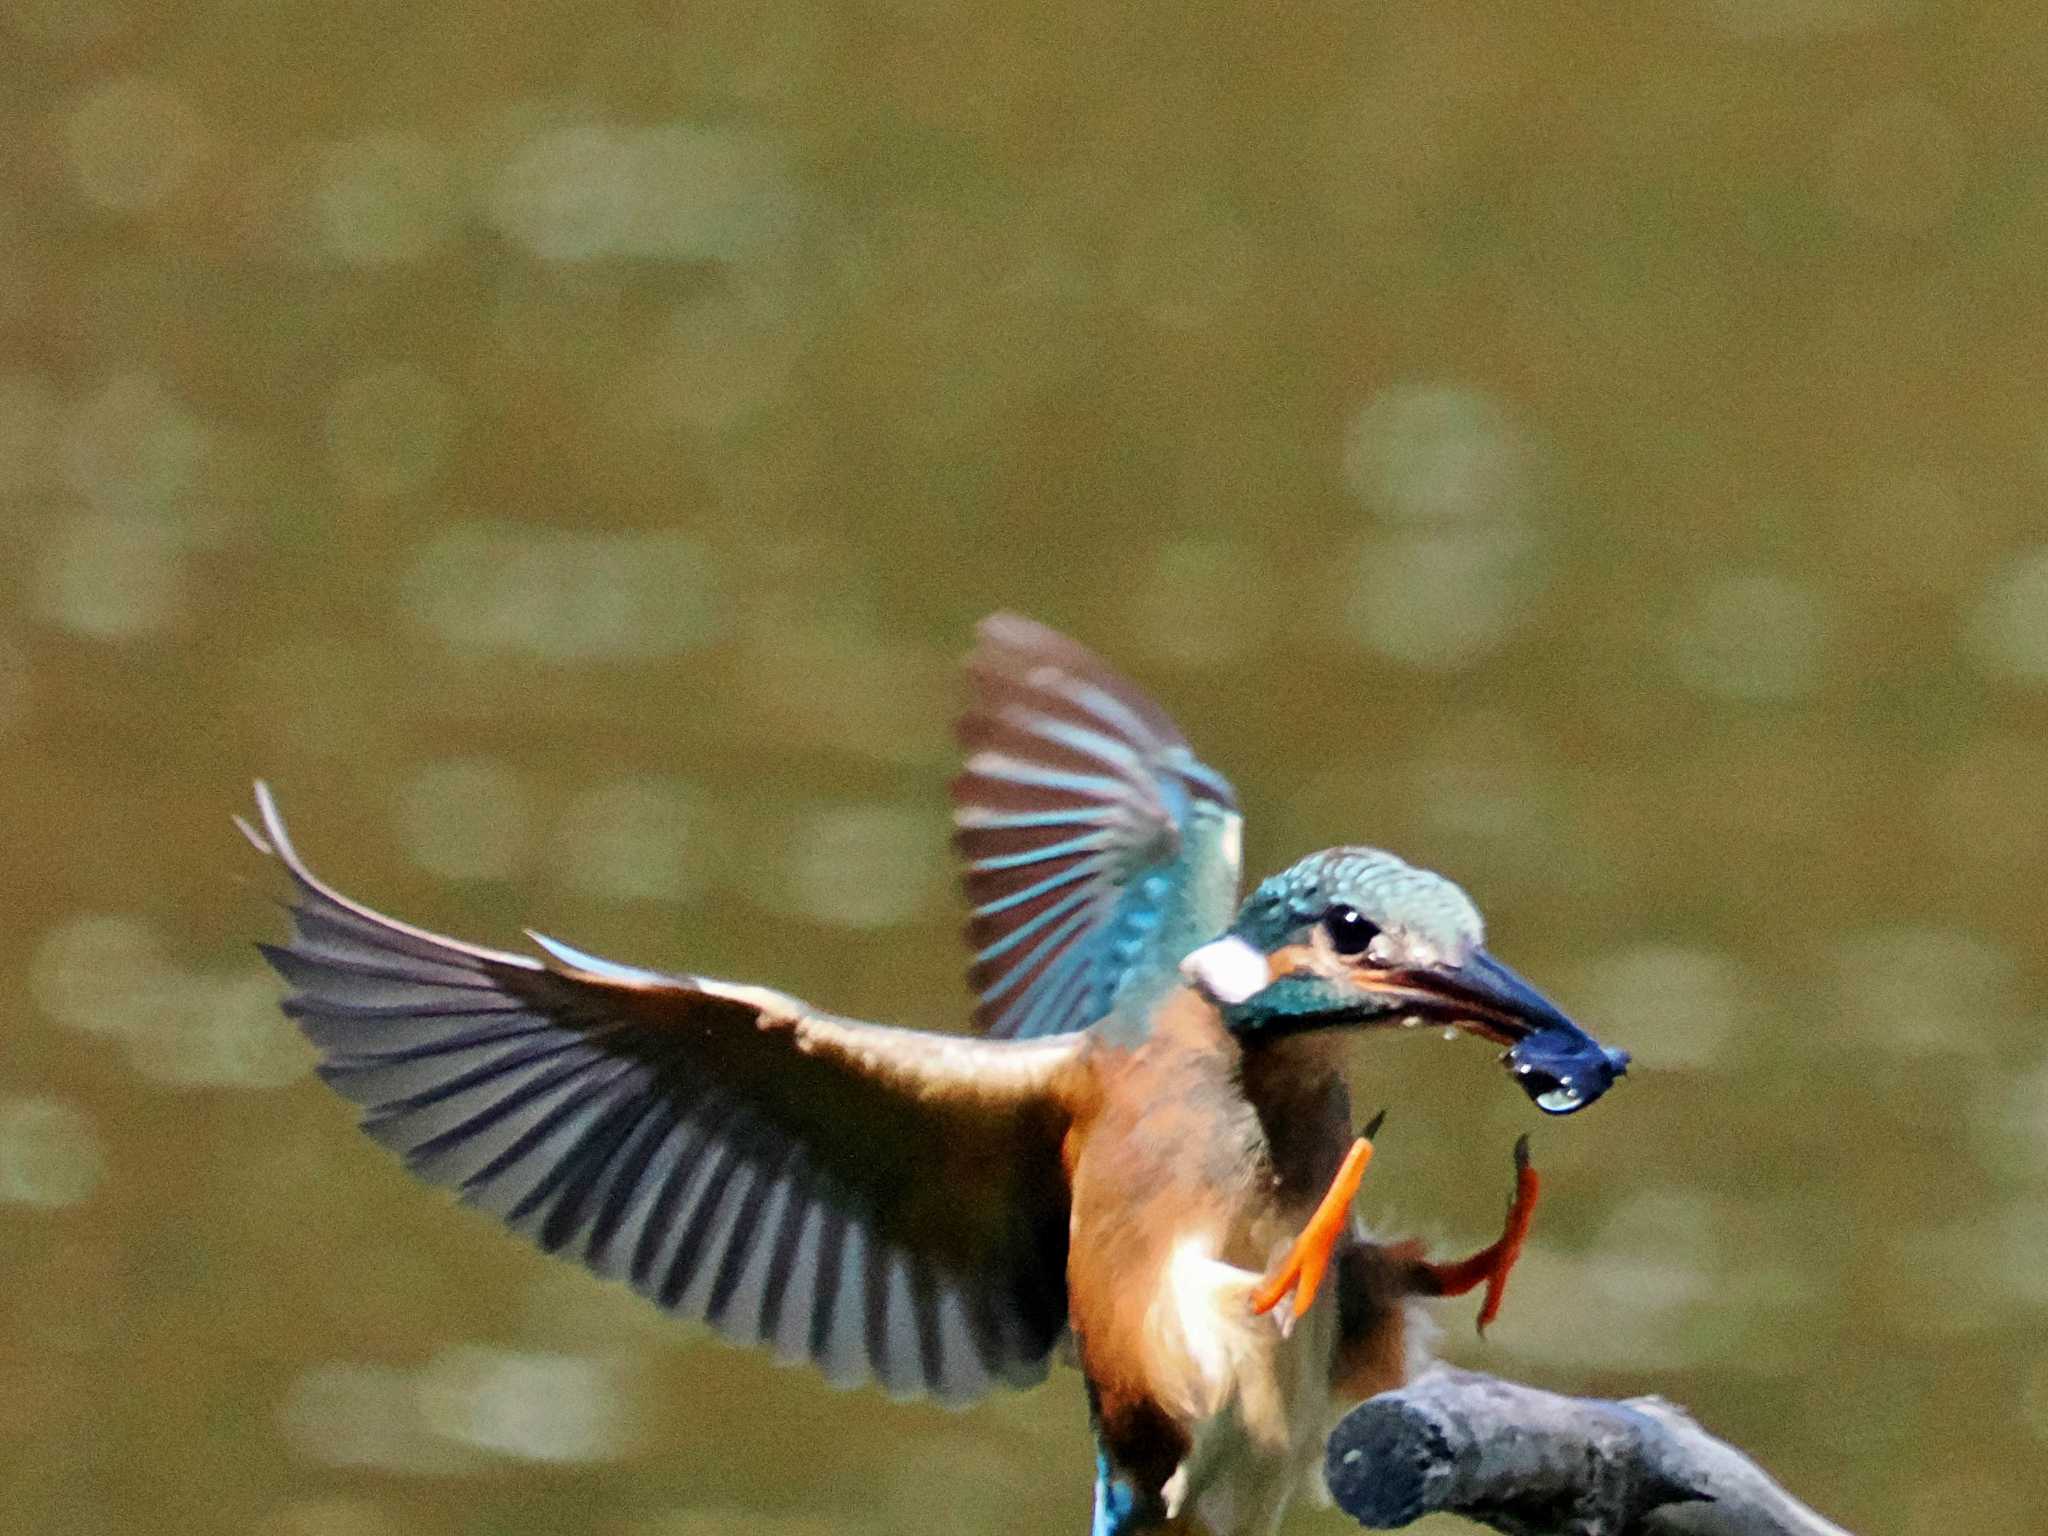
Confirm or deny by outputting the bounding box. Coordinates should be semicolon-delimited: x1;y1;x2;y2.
1372;949;1630;1116
1436;950;1581;1040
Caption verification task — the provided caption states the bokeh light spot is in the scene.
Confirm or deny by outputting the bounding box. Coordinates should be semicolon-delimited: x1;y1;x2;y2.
124;973;311;1090
1597;1189;1725;1274
1494;1245;1715;1372
398;759;533;882
32;914;171;1035
0;1097;105;1208
488;124;639;262
485;118;806;267
778;803;938;929
32;913;311;1087
1986;1201;2048;1306
405;522;724;660
1341;382;1551;669
61;372;209;514
555;777;710;904
1666;572;1828;701
279;1362;473;1474
317;133;458;266
1344;383;1539;526
1345;530;1544;670
1964;547;2048;686
620;124;805;265
63;75;205;213
1968;1048;2048;1189
416;1346;637;1463
1570;943;1746;1071
34;509;185;639
2025;1352;2048;1445
1834;925;2014;1056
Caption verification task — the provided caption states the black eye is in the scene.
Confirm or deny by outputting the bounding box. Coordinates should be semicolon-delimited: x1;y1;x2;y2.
1323;905;1380;957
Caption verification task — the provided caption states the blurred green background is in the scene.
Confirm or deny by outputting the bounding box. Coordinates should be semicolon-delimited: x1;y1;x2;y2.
4;0;2046;1533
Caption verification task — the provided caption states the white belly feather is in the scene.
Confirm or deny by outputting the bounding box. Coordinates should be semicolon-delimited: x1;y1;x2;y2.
1145;1233;1339;1535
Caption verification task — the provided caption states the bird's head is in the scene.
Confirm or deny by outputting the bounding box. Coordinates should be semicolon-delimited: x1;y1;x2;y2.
1179;847;1629;1115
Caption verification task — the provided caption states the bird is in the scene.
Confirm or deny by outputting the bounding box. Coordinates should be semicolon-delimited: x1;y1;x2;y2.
242;614;1628;1535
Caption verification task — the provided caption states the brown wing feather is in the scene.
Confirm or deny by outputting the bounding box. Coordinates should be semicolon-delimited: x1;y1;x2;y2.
244;784;1084;1405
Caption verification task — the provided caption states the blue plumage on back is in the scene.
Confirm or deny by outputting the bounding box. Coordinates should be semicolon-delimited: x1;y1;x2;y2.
951;615;1242;1043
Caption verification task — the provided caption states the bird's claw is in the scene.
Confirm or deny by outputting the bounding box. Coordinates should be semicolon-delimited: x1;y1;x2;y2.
1249;1114;1385;1330
1419;1133;1541;1334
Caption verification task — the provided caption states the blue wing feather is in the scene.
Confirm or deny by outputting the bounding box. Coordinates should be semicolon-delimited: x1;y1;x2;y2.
969;834;1115;876
952;615;1242;1041
977;904;1097;998
525;930;675;987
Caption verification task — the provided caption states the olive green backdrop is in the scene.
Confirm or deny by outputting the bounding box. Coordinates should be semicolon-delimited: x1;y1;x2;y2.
2;1;2044;1533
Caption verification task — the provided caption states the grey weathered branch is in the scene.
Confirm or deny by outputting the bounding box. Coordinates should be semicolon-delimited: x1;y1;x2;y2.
1324;1366;1856;1536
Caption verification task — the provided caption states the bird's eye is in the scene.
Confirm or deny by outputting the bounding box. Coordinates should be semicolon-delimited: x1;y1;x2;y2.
1323;906;1380;957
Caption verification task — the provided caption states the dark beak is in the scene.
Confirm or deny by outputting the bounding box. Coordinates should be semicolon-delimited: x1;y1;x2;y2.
1370;949;1630;1115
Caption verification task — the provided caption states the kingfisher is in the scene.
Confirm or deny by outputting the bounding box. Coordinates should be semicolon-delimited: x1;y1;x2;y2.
243;614;1626;1535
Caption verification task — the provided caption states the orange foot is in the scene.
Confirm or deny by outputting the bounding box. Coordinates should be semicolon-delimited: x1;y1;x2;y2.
1418;1134;1540;1334
1250;1109;1386;1332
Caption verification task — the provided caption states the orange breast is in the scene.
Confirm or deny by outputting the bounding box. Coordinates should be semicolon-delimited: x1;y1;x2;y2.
1063;993;1351;1428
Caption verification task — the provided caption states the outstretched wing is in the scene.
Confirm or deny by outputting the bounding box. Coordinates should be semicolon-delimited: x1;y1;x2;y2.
952;615;1243;1042
244;785;1082;1406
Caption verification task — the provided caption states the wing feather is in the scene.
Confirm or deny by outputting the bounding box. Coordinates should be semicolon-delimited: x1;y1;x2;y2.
953;615;1243;1040
246;784;1081;1406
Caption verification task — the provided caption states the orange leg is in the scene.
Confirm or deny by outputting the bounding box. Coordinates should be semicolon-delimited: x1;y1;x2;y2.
1250;1110;1385;1329
1418;1134;1540;1334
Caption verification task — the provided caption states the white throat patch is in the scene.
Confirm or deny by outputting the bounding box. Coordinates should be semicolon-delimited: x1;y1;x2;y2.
1180;935;1269;1006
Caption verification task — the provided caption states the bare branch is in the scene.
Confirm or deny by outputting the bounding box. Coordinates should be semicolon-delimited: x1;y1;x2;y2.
1324;1365;1857;1536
